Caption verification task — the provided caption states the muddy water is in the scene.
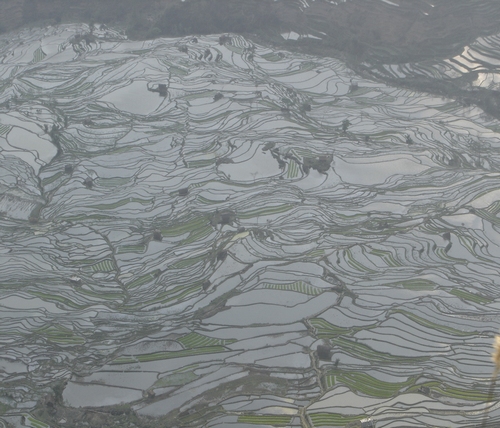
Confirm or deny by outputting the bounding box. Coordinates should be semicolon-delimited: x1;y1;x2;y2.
1;23;500;427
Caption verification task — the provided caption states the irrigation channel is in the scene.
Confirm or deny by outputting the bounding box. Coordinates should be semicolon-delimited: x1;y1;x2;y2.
1;23;500;427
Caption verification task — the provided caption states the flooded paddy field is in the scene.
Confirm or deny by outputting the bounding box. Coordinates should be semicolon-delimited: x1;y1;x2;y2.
1;23;500;427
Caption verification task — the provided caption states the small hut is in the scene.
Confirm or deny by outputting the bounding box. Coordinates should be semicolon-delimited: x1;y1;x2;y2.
360;418;376;428
152;230;163;241
316;345;333;361
147;83;168;97
158;84;167;97
83;177;93;189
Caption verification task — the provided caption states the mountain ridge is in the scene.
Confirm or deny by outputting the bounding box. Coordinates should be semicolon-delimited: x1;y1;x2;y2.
2;0;500;64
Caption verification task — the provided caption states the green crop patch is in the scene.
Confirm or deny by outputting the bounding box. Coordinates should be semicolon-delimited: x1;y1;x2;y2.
29;291;86;309
344;249;377;273
178;332;236;348
330;337;426;364
399;279;435;291
125;270;160;289
91;259;115;272
0;124;12;135
183;224;214;245
35;324;85;345
390;310;476;337
261;52;284;62
42;171;65;186
324;373;336;389
111;345;227;365
309;412;367;427
310;318;352;338
337;372;415;398
153;371;199;387
450;289;492;305
264;281;323;295
161;216;210;237
0;402;11;416
89;197;151;210
369;248;401;267
408;382;489;401
237;414;293;426
117;244;147;254
27;415;51;428
287;160;300;178
169;253;207;269
31;47;46;63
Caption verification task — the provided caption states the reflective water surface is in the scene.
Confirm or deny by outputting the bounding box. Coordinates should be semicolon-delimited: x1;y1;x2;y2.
1;23;500;427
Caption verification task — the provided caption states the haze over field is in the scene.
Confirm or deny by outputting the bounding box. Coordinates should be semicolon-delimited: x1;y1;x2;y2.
2;1;500;428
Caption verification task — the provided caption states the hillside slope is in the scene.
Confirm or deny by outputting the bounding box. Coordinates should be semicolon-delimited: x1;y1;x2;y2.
2;0;500;64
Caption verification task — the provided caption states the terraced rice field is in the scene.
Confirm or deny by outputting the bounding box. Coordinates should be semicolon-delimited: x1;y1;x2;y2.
371;11;500;89
1;22;500;427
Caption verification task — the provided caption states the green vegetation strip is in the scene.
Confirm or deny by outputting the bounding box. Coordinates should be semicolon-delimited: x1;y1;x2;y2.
275;60;317;77
309;412;367;427
458;235;478;255
330;337;426;364
370;248;401;267
97;177;130;187
287;160;300;178
183;224;213;245
237;415;293;426
42;171;65;186
27;415;50;428
125;270;160;289
390;309;476;337
197;195;220;204
435;386;489;402
91;259;115;272
187;159;215;168
35;325;85;345
32;47;46;63
264;281;323;295
344;249;376;273
125;284;201;310
89;197;151;210
158;283;201;304
399;279;435;291
0;402;11;416
63;214;116;221
76;287;124;301
306;249;325;258
484;200;500;215
310;318;352;338
153;371;198;388
29;291;85;309
117;244;147;254
161;216;209;237
168;65;188;76
261;52;284;61
450;288;492;305
111;345;227;365
324;373;335;389
178;332;235;348
337;372;415;399
409;382;489;401
169;253;207;269
0;124;12;135
435;247;458;262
